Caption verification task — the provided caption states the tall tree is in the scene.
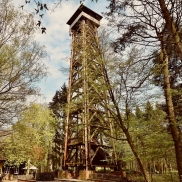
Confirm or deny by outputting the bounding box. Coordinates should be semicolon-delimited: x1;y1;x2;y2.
104;1;182;180
3;103;57;175
134;103;175;174
0;0;47;130
49;83;68;119
152;28;182;180
89;30;154;182
49;83;68;170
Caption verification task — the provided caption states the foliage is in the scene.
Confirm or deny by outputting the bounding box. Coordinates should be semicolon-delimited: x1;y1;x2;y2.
104;1;182;180
133;103;175;171
0;0;47;129
93;28;178;181
110;101;176;175
49;83;68;120
152;29;182;133
127;173;179;182
2;103;57;168
49;83;68;170
105;0;182;56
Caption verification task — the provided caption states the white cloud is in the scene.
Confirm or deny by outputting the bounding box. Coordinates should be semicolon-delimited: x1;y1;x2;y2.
12;0;109;103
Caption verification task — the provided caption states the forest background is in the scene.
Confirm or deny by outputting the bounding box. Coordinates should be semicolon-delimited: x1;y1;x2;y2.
0;0;182;182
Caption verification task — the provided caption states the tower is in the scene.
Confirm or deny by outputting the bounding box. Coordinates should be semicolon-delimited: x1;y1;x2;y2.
63;4;117;179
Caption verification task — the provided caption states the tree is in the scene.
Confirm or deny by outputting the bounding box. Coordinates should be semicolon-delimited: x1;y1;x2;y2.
3;103;57;174
133;103;176;174
105;0;182;57
94;27;177;181
159;45;182;181
0;0;47;129
157;0;182;59
49;83;68;119
49;83;68;170
104;1;182;180
152;27;182;181
100;48;152;182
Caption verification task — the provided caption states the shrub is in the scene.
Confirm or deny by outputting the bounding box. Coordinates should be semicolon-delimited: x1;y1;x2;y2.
36;172;55;181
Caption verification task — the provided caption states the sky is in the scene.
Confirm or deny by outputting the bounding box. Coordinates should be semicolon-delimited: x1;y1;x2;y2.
13;0;109;103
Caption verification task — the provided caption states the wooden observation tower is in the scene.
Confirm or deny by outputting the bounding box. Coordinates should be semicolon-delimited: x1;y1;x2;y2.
62;4;118;179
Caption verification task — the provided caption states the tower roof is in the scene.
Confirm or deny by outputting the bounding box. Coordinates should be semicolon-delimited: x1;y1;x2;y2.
67;4;103;30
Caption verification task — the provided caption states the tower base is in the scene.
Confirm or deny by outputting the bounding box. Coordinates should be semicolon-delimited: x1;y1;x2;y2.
78;170;93;180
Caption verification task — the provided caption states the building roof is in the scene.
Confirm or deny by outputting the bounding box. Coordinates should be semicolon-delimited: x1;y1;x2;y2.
67;4;103;26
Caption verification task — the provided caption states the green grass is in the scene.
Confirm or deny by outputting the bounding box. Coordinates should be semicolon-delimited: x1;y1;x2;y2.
127;173;179;182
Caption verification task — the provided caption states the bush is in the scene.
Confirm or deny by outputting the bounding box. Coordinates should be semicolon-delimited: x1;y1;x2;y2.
36;172;55;181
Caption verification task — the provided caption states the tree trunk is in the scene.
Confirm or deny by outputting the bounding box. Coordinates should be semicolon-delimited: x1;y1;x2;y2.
121;122;151;182
26;159;30;176
102;67;151;182
160;48;182;181
158;0;182;60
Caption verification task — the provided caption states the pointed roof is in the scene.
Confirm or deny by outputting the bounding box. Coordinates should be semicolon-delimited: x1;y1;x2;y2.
67;4;102;26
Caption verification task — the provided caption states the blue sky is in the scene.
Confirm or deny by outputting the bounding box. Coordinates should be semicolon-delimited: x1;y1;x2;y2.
13;0;109;103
